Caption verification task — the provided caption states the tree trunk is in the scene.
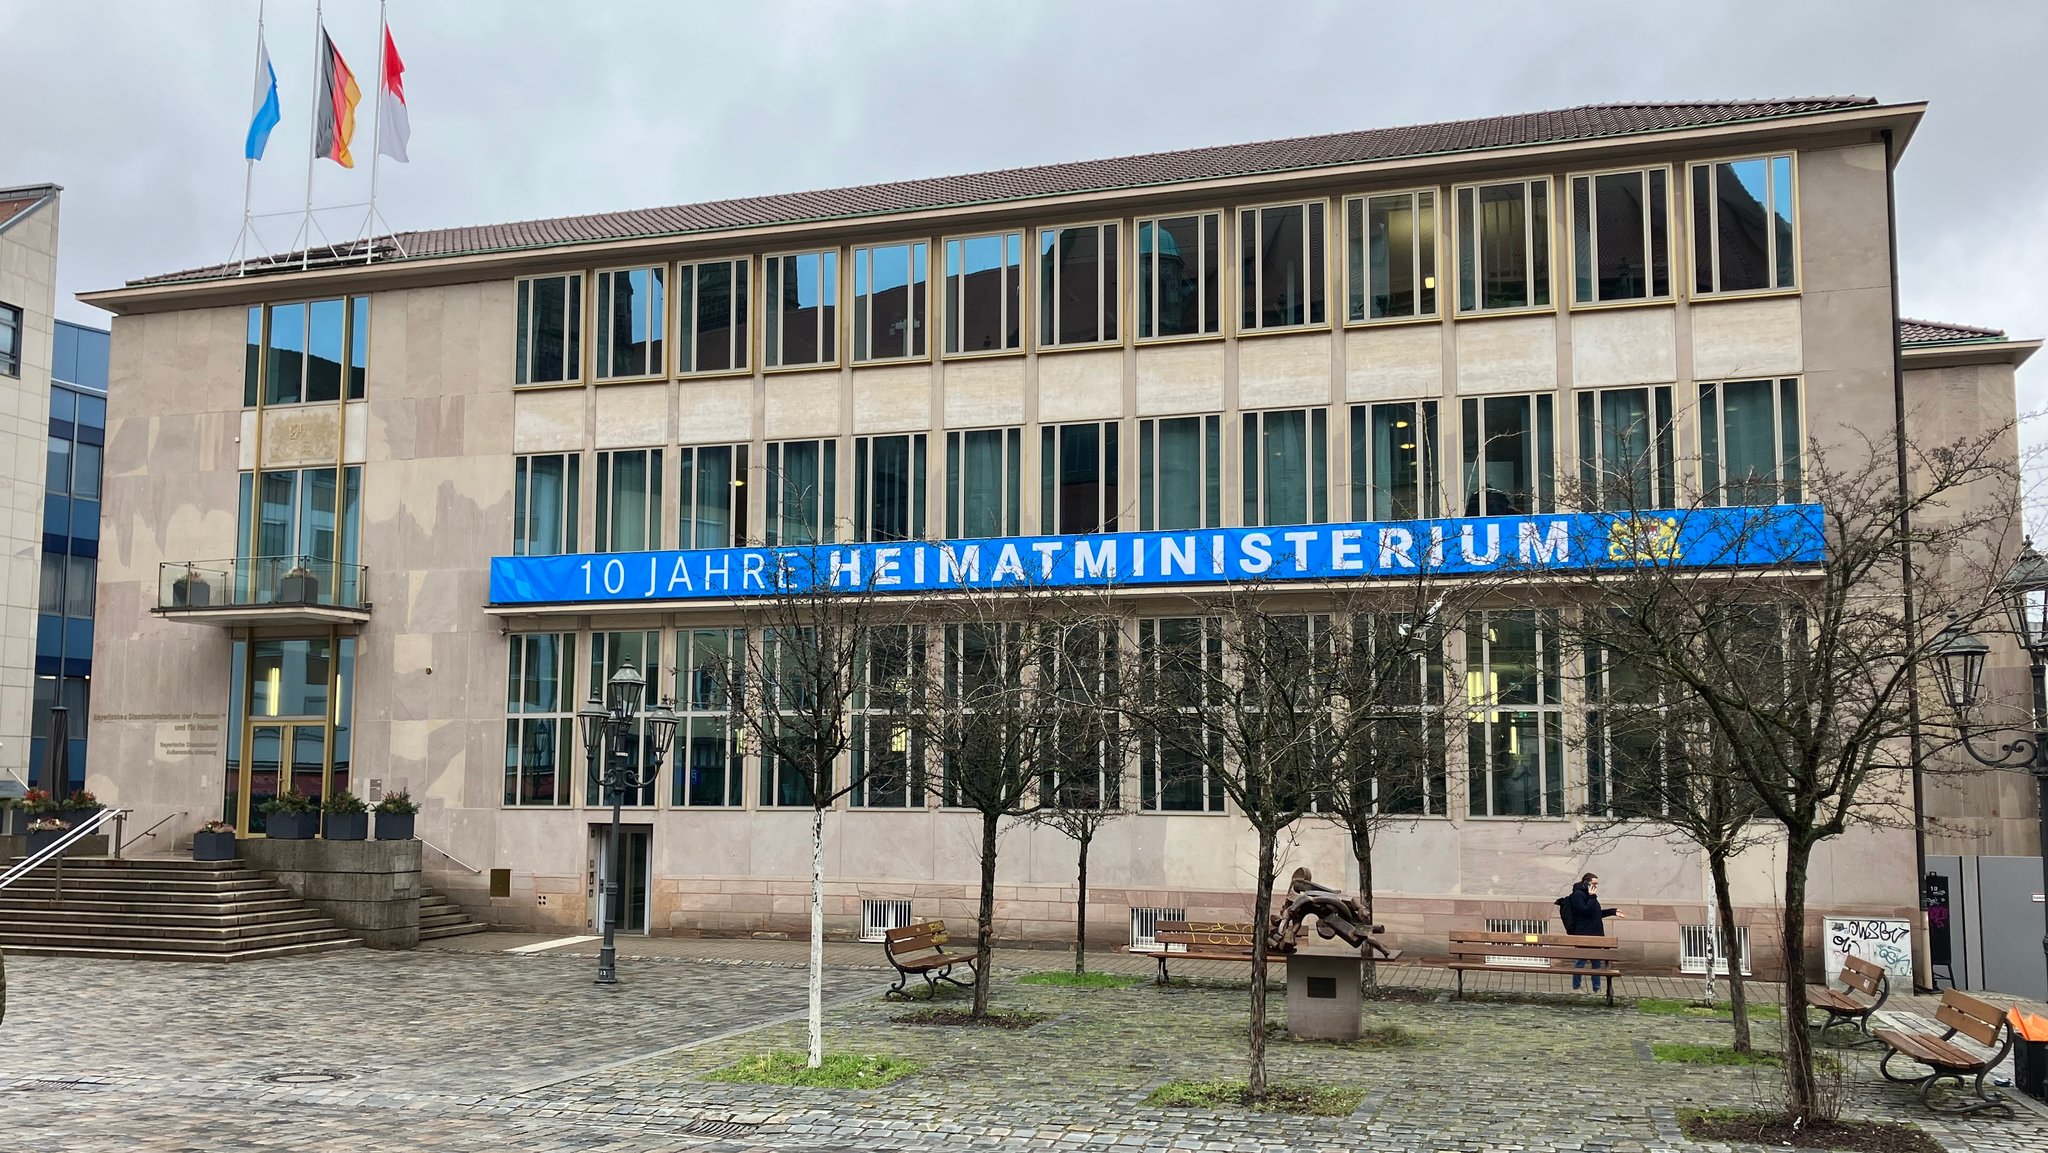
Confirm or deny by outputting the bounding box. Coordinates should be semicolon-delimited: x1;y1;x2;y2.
1248;825;1278;1100
1709;849;1752;1053
1351;825;1376;989
808;804;825;1069
1780;846;1818;1120
972;808;999;1018
1074;831;1091;975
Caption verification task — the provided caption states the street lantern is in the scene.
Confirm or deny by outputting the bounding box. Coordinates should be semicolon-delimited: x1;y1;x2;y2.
1930;621;1992;712
577;660;676;986
2000;540;2048;657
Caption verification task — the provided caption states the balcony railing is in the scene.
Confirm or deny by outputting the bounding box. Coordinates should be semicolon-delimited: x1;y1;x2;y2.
157;556;370;615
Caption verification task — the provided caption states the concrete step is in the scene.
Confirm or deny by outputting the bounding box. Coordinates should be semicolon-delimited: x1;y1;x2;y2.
0;896;305;918
418;922;489;941
0;883;292;904
3;872;285;893
4;859;267;881
0;909;341;935
0;937;364;963
0;925;354;953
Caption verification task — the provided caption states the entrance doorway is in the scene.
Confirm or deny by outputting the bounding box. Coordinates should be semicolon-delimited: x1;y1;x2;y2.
589;826;651;934
243;723;332;833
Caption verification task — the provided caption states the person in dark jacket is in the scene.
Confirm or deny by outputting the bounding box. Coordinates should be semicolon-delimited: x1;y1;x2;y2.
1555;873;1624;991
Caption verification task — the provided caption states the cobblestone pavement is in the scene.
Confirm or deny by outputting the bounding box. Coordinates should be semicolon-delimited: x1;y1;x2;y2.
2;945;2043;1152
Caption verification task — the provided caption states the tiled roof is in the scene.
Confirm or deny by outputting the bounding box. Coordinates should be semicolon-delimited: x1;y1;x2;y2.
131;98;1877;287
1898;318;2008;345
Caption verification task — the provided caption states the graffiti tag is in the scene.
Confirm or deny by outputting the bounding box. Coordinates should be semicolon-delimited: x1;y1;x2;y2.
1822;916;1913;981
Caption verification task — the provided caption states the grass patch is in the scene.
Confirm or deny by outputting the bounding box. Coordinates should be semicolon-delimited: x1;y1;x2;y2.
1654;1043;1840;1071
1145;1078;1365;1116
1680;1109;1939;1153
705;1051;921;1089
1637;997;1783;1021
892;1007;1051;1029
1018;971;1144;989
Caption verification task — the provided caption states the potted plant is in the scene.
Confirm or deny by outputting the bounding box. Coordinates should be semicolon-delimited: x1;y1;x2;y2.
278;561;321;605
192;820;237;862
55;789;104;831
321;789;369;841
374;788;418;841
25;817;70;856
172;564;212;607
260;791;320;839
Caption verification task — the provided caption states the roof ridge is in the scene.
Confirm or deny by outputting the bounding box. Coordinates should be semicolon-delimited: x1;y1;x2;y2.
1900;316;2006;338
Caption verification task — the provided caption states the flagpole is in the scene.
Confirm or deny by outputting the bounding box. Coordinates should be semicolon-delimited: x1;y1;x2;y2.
363;0;387;264
300;0;325;270
237;0;267;274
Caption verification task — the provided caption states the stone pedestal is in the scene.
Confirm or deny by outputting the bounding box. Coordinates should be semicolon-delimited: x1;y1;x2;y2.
241;838;421;949
1286;940;1364;1041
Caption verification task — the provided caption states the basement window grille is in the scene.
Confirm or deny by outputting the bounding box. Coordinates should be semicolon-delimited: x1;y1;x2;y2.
1129;906;1187;952
1679;923;1753;975
860;898;914;943
1484;917;1555;968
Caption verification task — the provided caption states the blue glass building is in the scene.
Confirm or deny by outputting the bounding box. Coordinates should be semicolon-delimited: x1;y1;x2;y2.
31;319;109;791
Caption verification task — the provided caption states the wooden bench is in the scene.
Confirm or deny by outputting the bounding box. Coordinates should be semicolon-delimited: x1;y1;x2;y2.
1130;920;1289;985
1808;954;1889;1043
881;920;976;1000
1872;989;2016;1116
1447;931;1623;1006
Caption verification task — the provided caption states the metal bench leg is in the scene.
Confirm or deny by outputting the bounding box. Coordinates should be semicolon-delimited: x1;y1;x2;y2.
1455;969;1464;1001
1606;977;1615;1008
1878;1048;1925;1083
1156;956;1168;986
1921;1070;2014;1118
885;966;912;1000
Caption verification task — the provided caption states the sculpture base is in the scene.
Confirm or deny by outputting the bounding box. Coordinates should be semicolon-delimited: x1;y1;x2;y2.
1285;946;1363;1041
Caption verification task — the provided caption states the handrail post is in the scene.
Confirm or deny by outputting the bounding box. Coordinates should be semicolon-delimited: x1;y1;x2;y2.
114;810;127;859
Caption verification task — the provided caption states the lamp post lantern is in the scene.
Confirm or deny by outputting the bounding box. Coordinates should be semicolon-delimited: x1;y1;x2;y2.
1931;539;2048;998
576;660;676;986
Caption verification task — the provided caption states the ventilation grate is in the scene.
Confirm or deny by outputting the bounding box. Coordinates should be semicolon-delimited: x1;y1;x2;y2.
680;1119;760;1138
1130;906;1188;952
860;898;914;942
1679;924;1753;975
1484;917;1555;968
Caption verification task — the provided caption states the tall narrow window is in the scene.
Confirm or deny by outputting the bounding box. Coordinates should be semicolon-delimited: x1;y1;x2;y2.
676;258;749;374
1241;407;1329;527
1572;168;1670;304
766;438;837;545
853;241;929;362
593;266;665;379
678;444;748;548
305;297;346;403
855;433;927;542
1575;386;1675;510
943;232;1023;355
945;427;1021;538
1138;415;1221;531
505;633;577;806
515;273;583;385
763;250;839;368
349;295;369;399
596;448;663;552
1691;155;1796;295
0;303;20;377
1351;614;1448;815
264;301;306;404
852;625;924;808
675;629;745;807
588;631;661;806
1585;640;1676;818
1040;421;1119;535
244;306;262;405
1347;191;1436;321
761;627;826;806
1456;179;1551;313
513;453;580;555
1700;378;1801;506
236;465;363;604
1460;394;1555;516
1138;616;1224;812
1041;622;1121;808
1240;201;1327;330
1349;401;1438;520
1039;222;1119;347
1135;212;1220;339
1466;610;1563;818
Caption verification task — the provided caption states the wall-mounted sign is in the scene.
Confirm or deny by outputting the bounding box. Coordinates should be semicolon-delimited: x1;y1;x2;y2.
489;505;1826;607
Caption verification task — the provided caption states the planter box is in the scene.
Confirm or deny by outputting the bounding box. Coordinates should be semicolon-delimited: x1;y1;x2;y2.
277;572;320;604
25;828;67;856
54;808;103;832
323;811;369;841
374;811;416;841
266;811;319;840
172;578;212;607
192;830;238;861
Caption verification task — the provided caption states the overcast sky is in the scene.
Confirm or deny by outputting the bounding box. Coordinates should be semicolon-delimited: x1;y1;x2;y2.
4;0;2043;411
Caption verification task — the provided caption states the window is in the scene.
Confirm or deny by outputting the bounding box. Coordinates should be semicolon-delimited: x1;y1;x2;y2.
514;273;582;385
1041;622;1121;808
1138;617;1223;812
854;434;926;542
1241;408;1328;527
1576;386;1675;510
760;627;826;807
39;553;94;619
1572;168;1670;304
1690;155;1796;295
593;266;665;380
504;633;577;806
1135;212;1220;339
1456;179;1550;313
939;622;1023;808
244;296;371;405
763;250;839;368
1040;421;1119;535
0;303;20;376
766;438;837;545
1584;640;1676;818
1349;401;1438;520
675;629;744;807
1700;378;1801;505
587;630;661;806
945;427;1021;538
678;444;748;548
853;241;929;362
943;232;1023;355
1138;415;1221;531
1460;394;1554;516
1346;191;1436;321
852;625;924;808
595;449;663;551
1466;610;1563;818
1039;222;1119;347
513;453;580;556
1240;201;1327;330
1349;614;1447;816
676;258;749;374
236;465;363;603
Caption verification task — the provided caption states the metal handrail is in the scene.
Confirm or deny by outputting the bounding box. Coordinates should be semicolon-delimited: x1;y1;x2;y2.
118;810;187;859
0;807;128;893
420;837;482;875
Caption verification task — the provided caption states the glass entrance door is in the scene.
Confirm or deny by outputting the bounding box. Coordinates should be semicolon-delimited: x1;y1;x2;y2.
589;827;651;934
243;723;328;833
228;634;354;835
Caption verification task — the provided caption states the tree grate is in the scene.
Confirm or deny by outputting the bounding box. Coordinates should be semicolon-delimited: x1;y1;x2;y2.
678;1119;760;1138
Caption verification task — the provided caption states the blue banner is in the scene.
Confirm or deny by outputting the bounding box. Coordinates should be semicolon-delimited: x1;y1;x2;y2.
488;505;1825;607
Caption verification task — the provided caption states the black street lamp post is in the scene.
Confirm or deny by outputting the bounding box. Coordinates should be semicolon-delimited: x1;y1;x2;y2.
577;660;677;986
1931;540;2048;996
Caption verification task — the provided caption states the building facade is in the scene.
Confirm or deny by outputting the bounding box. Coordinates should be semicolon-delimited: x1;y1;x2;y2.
32;320;110;793
82;99;2038;974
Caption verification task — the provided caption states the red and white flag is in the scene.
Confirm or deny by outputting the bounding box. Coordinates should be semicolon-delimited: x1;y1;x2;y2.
376;25;410;162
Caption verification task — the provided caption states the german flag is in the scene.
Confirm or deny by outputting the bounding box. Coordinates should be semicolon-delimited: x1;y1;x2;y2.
313;29;361;168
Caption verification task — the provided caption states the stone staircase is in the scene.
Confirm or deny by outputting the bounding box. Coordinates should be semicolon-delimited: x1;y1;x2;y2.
0;856;362;962
418;887;488;942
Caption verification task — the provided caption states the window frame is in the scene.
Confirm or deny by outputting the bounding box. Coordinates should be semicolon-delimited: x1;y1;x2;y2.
853;433;928;543
1343;188;1440;325
594;447;665;553
851;239;931;365
1136;616;1227;814
591;263;668;382
513;272;585;387
1465;609;1566;820
677;443;750;549
674;256;751;377
503;632;579;808
1698;377;1803;507
587;630;662;807
512;452;582;556
1687;152;1799;299
1453;176;1554;316
1459;392;1556;517
944;426;1023;539
1137;415;1223;532
0;302;22;377
761;247;842;371
1348;400;1440;521
1039;420;1121;536
851;624;928;809
243;295;373;406
765;437;839;546
1133;210;1224;343
940;230;1025;359
1567;164;1675;307
1035;220;1122;351
1240;406;1330;528
1574;384;1676;511
1238;198;1330;334
674;628;747;808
